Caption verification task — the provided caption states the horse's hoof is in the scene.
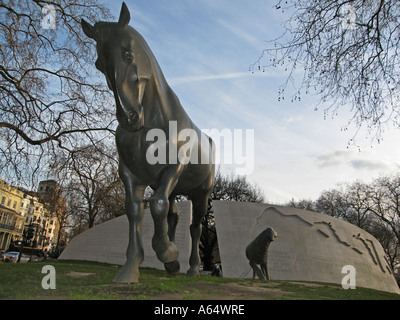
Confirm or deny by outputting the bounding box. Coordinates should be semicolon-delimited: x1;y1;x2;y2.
113;263;140;283
155;241;179;263
164;260;180;275
186;268;200;278
113;271;139;284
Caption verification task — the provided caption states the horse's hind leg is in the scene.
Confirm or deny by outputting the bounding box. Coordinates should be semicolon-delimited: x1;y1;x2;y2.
186;194;207;277
164;197;180;275
187;173;214;277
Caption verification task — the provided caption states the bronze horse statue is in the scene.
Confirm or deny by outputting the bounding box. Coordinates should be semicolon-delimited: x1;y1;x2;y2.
81;3;215;283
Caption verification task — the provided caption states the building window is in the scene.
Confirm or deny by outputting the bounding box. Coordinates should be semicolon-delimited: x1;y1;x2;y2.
1;197;5;205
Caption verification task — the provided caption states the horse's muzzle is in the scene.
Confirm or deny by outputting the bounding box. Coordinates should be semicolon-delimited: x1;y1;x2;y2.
127;111;139;124
122;105;144;132
114;88;144;132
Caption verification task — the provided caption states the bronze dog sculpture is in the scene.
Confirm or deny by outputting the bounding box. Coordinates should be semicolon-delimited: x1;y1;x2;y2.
81;3;215;283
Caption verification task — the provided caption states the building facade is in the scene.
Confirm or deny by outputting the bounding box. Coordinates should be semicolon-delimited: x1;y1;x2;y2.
0;180;25;251
0;179;63;253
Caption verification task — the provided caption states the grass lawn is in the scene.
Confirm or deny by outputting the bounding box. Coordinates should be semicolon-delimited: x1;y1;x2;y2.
0;259;399;300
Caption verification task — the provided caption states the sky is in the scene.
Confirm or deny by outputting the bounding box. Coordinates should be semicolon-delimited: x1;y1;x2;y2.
103;0;400;204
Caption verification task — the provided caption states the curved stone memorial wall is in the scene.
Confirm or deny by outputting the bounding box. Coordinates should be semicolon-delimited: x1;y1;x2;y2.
59;200;399;294
59;201;192;272
212;201;400;294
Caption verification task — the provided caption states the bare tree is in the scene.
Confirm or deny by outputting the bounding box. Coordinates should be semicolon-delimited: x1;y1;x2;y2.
287;197;316;212
253;0;400;140
370;220;400;271
211;169;265;203
315;188;348;219
0;0;115;185
343;181;377;229
368;175;400;247
54;142;120;231
289;175;400;270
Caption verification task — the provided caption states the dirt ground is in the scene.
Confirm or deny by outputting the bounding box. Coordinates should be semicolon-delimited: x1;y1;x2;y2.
151;281;289;300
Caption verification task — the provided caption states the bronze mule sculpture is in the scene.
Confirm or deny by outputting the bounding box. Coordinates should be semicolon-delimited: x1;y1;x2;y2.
245;227;277;280
81;3;215;283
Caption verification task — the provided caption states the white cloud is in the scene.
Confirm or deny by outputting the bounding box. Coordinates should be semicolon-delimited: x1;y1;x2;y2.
315;150;354;168
216;19;262;48
168;70;279;86
283;115;304;124
349;159;399;171
315;149;400;173
169;72;248;86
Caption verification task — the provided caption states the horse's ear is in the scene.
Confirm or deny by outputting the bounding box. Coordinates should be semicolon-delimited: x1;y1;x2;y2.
81;19;96;40
118;2;130;28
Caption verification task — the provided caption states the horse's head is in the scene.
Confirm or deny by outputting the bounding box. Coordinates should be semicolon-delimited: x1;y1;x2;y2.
81;2;152;132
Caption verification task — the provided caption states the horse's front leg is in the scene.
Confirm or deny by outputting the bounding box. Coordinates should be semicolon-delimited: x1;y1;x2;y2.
163;197;181;275
150;164;183;265
114;161;145;283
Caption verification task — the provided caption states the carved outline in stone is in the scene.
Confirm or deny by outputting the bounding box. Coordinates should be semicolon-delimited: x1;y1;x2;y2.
257;206;392;276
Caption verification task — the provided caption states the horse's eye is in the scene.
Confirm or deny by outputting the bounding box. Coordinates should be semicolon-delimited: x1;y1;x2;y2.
124;51;134;63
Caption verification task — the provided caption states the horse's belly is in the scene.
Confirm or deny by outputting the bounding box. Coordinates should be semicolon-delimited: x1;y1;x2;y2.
120;152;165;184
174;163;213;193
116;127;213;190
116;129;161;184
